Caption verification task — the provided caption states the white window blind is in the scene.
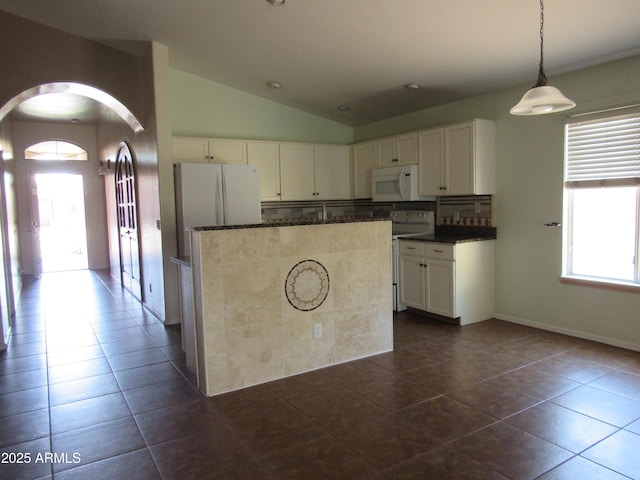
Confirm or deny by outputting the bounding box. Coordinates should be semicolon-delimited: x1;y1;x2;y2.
565;111;640;188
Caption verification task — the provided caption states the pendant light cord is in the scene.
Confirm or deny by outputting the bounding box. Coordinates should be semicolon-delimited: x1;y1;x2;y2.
535;0;548;87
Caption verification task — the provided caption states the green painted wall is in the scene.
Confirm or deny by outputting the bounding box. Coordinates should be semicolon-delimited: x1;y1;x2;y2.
354;55;640;350
170;69;353;145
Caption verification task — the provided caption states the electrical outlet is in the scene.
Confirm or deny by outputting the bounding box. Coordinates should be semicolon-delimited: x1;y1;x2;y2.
313;323;322;339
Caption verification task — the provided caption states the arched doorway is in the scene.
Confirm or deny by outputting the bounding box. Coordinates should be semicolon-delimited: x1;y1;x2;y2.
0;82;145;332
115;142;142;301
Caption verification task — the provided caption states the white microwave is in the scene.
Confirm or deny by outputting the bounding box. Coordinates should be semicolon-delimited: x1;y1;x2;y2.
371;165;435;202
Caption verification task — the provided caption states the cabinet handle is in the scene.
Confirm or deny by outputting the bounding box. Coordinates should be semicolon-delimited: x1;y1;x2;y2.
433;249;444;253
406;246;416;250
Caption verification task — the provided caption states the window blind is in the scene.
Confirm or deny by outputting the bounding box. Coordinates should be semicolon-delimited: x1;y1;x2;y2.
565;111;640;188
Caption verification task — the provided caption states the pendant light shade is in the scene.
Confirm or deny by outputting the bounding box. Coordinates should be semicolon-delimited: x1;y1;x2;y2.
510;0;575;116
510;85;575;115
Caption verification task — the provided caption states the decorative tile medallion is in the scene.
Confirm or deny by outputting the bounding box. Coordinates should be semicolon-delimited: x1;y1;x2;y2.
285;259;330;311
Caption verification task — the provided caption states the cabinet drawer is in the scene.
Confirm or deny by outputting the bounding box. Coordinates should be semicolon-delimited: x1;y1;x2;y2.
424;243;454;260
398;241;425;256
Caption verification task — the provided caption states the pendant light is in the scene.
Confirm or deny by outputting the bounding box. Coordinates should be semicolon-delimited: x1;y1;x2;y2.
510;0;575;115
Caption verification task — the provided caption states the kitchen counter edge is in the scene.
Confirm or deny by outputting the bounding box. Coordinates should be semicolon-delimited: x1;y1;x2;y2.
187;217;390;231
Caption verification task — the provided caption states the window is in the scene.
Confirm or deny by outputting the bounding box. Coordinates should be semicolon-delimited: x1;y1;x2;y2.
563;108;640;287
24;140;87;161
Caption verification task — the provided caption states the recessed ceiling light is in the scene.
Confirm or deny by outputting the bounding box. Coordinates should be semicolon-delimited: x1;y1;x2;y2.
265;81;282;89
337;105;351;112
404;83;420;91
266;0;285;6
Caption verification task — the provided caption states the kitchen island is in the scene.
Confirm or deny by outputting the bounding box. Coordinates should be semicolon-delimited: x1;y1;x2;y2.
187;218;392;397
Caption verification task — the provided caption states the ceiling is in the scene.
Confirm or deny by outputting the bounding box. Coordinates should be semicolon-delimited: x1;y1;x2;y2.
2;0;640;126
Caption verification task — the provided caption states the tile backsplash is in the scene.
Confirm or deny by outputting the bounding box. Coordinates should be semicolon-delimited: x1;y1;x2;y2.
262;196;493;226
437;195;493;226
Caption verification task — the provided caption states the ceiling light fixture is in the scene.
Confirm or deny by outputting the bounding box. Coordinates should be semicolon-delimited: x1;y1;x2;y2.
404;83;420;91
337;105;351;112
265;80;282;89
266;0;285;6
510;0;575;115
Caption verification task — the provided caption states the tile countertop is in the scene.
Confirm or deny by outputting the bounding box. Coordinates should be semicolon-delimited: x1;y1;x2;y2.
404;226;497;244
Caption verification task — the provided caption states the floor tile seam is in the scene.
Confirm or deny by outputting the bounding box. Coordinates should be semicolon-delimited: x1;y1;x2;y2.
443;390;547;422
571;452;638;480
503;408;626;456
112;366;185;393
450;421;577;480
49;446;162;479
47;382;124;408
221;416;331;466
42;320;55;480
437;417;503;445
546;394;640;429
444;424;535;480
381;443;503;479
333;427;440;477
584;379;640;404
145;424;253;477
120;382;202;417
531;454;581;480
49;409;137;438
132;410;221;449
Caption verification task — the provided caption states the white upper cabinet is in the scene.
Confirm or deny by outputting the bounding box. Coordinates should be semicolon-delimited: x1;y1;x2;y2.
279;143;316;200
247;141;281;201
280;143;350;201
418;119;495;196
313;145;350;200
352;141;377;199
208;139;247;164
377;132;418;167
172;137;210;163
172;137;247;164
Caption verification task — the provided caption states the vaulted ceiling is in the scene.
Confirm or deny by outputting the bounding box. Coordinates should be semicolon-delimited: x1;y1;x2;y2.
2;0;640;126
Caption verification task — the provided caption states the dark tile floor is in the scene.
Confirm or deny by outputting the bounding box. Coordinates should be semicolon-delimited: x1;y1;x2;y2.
2;270;640;479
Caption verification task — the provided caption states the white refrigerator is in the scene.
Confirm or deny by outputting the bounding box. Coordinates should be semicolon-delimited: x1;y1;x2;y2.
174;163;262;257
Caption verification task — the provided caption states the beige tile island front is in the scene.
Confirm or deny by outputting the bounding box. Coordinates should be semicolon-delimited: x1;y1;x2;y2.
188;219;393;397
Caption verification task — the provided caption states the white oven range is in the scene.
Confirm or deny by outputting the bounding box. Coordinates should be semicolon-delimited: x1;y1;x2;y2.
391;210;435;311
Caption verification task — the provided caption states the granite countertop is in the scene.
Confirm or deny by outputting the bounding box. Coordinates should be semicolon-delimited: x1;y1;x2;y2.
188;217;390;231
401;226;497;244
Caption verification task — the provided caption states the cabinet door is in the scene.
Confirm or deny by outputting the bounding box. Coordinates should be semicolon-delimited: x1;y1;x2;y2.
314;145;350;200
444;123;474;195
418;128;444;196
395;132;418;165
399;255;425;309
247;141;281;201
425;259;455;317
208;139;247;164
352;141;377;199
279;143;315;200
377;137;396;167
172;137;210;163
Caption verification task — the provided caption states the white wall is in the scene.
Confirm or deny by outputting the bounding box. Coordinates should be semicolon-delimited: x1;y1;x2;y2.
12;122;110;273
354;55;640;351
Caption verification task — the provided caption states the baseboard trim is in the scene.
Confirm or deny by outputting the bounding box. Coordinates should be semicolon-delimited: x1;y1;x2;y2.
494;312;640;353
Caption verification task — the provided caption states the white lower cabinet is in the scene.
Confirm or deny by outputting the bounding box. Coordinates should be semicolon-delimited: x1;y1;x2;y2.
399;239;495;325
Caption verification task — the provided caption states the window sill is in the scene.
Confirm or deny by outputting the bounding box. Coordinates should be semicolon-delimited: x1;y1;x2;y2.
560;275;640;294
